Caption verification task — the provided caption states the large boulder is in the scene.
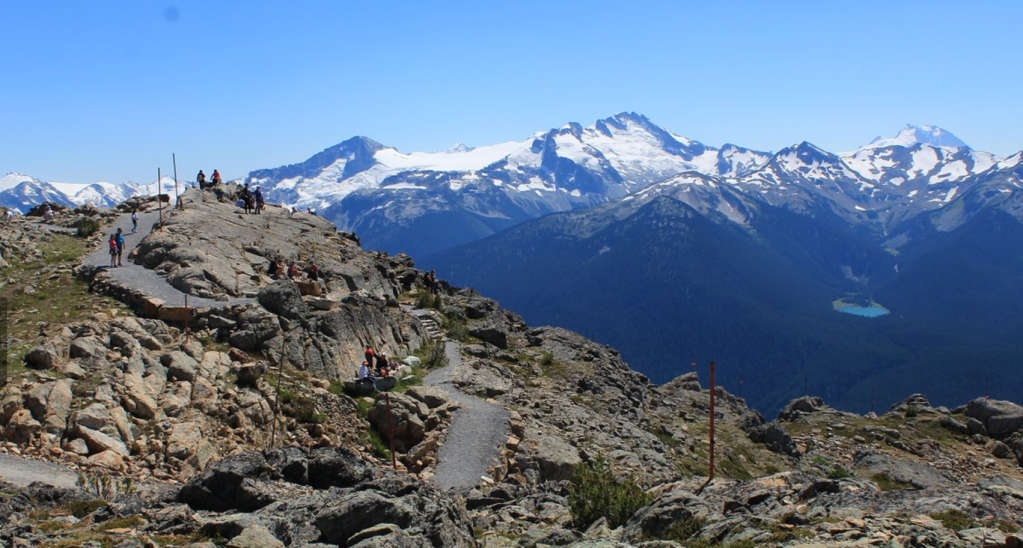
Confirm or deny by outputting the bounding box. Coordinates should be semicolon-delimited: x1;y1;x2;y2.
965;398;1023;439
258;280;309;321
747;423;800;457
162;351;199;382
776;396;828;421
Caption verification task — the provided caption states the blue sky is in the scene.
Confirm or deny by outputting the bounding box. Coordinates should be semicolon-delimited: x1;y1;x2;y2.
3;1;1022;184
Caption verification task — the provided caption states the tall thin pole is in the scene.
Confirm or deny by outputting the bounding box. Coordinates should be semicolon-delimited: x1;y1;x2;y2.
173;153;181;211
157;168;164;231
184;294;190;342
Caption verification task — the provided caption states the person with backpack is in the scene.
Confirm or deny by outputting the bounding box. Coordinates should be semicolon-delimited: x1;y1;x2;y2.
254;187;264;214
114;227;125;267
130;208;139;233
108;234;118;267
196;170;207;189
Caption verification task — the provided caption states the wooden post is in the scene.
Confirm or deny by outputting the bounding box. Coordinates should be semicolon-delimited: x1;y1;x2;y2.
173;153;181;211
157;168;163;231
385;392;397;468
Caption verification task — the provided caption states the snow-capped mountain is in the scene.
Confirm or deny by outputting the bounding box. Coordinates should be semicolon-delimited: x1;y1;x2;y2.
0;172;157;213
861;124;969;150
245;113;777;256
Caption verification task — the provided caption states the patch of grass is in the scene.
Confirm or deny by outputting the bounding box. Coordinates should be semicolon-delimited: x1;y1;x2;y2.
96;515;144;532
37;520;71;534
568;455;652;529
905;404;919;418
654;515;706;542
871;472;914;491
3;233;127;375
827;465;854;480
413;339;448;370
930;509;973;531
66;499;107;519
997;519;1020;534
442;313;469;342
363;428;392;461
74;219;101;238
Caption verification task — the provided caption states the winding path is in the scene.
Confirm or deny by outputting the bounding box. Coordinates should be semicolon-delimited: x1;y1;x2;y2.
425;340;510;491
83;205;252;308
0;454;77;489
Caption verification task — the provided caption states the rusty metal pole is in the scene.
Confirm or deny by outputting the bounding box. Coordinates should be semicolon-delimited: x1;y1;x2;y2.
697;360;716;494
385;393;397;468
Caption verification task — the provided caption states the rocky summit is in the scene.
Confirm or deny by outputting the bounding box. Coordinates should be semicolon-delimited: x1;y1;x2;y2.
1;189;1023;547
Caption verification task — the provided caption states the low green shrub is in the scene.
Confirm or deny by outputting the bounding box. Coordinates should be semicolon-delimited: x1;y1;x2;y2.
75;219;101;238
930;509;973;531
568;455;652;529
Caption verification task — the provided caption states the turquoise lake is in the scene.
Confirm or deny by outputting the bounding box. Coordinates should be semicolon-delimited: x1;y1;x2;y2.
835;305;889;318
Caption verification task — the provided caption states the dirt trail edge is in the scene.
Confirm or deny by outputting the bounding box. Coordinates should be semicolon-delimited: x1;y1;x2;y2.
425;341;510;491
0;454;77;489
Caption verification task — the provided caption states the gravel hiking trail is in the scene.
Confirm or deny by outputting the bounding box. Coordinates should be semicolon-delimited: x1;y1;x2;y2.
425;341;510;490
83;205;252;308
0;454;77;489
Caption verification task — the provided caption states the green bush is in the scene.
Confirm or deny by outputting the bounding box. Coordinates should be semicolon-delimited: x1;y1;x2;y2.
67;499;107;519
414;340;448;370
568;456;652;529
827;465;854;480
930;509;973;531
75;219;101;238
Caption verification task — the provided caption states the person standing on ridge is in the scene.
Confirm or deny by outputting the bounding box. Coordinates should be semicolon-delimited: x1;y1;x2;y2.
130;208;139;233
108;233;118;268
114;227;125;267
211;169;222;186
196;170;207;189
254;187;264;214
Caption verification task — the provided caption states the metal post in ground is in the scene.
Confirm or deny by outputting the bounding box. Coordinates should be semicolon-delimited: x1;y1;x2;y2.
698;360;716;494
157;168;164;231
173;153;181;210
385;392;397;468
184;295;189;343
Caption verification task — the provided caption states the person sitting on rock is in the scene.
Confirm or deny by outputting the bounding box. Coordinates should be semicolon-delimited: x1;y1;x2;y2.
287;260;299;279
364;346;375;372
358;361;371;380
304;261;320;281
375;349;390;376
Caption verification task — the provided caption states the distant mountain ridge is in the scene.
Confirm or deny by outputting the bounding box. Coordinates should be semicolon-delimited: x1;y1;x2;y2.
241;114;1014;257
0;173;181;213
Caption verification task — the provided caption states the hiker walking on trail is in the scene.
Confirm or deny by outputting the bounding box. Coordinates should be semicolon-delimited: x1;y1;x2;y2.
108;234;118;268
254;187;264;214
196;170;207;189
130;208;139;233
115;227;125;267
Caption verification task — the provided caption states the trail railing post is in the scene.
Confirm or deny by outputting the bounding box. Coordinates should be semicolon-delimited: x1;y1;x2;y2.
184;295;189;342
173;153;181;211
385;392;397;468
157;168;164;231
